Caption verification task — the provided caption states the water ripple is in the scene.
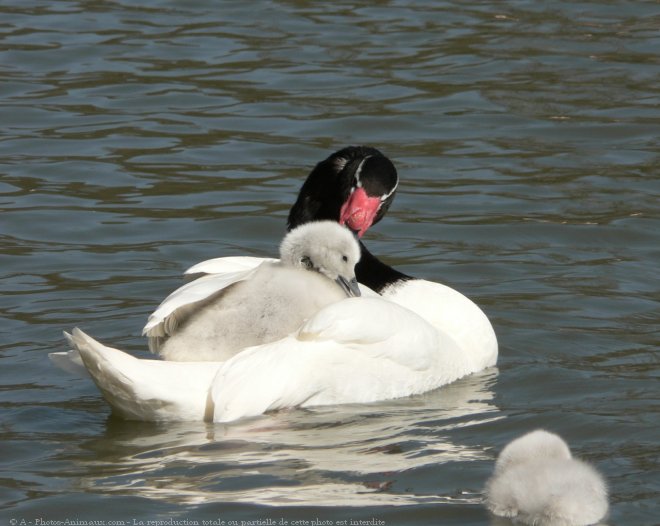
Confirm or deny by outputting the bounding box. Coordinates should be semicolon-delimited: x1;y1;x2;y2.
1;1;658;524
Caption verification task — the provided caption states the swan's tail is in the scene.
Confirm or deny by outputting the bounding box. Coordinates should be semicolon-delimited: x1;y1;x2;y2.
49;348;88;377
63;328;220;422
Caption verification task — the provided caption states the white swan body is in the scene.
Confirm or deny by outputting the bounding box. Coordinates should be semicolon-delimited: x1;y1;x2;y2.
144;222;361;361
174;257;498;367
381;279;497;367
61;295;494;423
485;429;609;526
64;330;222;422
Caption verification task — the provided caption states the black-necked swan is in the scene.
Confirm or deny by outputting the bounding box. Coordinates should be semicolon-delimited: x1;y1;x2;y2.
181;146;497;364
146;221;361;361
50;146;499;422
484;429;609;526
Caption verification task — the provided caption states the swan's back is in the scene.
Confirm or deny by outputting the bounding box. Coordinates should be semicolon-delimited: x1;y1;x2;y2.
157;221;361;362
159;264;348;361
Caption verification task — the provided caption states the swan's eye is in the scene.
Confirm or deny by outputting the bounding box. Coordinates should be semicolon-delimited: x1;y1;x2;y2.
342;255;348;262
300;255;314;270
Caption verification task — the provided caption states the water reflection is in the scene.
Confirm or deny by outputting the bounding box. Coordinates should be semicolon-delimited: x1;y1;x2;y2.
72;369;500;507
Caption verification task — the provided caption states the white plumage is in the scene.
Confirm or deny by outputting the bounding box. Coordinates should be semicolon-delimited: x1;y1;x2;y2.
485;429;609;526
61;293;496;423
64;329;221;422
144;221;361;361
378;278;497;369
175;256;498;368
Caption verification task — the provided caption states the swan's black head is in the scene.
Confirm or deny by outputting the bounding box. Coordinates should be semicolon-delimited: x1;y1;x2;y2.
287;146;398;237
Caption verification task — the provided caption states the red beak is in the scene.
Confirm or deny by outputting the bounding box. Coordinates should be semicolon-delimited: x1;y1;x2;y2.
339;187;381;238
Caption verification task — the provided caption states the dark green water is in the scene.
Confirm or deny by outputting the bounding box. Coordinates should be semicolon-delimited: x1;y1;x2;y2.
1;1;658;524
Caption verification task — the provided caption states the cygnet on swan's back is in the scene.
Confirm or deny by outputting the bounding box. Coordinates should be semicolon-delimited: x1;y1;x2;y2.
155;221;361;362
485;429;609;526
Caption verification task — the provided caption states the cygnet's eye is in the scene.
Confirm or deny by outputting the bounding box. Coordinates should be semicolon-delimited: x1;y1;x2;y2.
300;255;314;270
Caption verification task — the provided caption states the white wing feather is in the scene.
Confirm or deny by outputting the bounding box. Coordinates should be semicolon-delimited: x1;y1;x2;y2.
184;256;273;277
210;297;471;423
178;258;497;367
65;328;220;421
142;263;264;340
49;349;87;376
384;279;498;369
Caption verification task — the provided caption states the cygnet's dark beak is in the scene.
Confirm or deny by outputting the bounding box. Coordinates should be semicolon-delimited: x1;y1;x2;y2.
336;275;361;297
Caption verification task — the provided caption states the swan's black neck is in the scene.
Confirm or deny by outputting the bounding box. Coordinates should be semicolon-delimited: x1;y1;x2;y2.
286;146;407;294
356;241;411;293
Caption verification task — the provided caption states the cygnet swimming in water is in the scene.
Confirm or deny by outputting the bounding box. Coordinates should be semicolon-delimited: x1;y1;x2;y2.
484;429;609;526
148;221;361;362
